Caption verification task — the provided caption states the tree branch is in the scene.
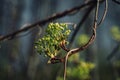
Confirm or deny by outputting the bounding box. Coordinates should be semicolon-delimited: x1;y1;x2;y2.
107;43;120;60
67;0;100;58
112;0;120;4
49;0;106;64
69;4;95;47
63;1;100;80
98;0;108;26
0;0;99;41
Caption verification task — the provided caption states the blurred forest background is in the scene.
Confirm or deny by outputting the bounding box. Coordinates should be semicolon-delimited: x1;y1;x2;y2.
0;0;120;80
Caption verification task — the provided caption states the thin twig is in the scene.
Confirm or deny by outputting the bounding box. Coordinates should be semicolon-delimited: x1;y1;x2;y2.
63;50;72;80
69;4;95;47
60;40;70;52
107;43;120;60
63;1;100;80
0;1;97;41
112;0;120;4
98;0;108;26
68;0;99;57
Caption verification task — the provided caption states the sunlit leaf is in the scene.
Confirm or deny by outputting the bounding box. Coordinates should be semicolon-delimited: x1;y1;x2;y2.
63;61;95;80
69;53;79;62
111;26;120;41
77;34;89;46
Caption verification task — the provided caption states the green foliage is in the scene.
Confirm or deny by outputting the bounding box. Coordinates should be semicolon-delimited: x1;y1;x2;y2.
77;34;89;46
113;61;120;68
111;26;120;41
57;61;94;80
67;61;94;80
117;78;120;80
56;76;63;80
69;53;80;62
57;54;95;80
113;61;120;80
35;23;71;58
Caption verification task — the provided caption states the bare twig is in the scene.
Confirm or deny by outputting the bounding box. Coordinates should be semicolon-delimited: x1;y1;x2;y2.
112;0;120;4
60;40;70;52
69;4;95;47
68;0;99;57
63;1;100;80
63;50;72;80
107;43;120;60
98;0;108;26
0;0;97;41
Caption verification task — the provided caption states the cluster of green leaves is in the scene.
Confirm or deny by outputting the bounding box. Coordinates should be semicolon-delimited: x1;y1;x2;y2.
111;26;120;41
66;61;94;80
35;23;71;58
57;62;94;80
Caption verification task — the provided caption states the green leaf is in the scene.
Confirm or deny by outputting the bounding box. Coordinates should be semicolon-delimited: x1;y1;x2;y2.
77;34;89;46
111;26;120;41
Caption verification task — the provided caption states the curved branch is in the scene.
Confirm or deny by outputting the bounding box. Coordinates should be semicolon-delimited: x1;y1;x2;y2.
98;0;108;26
69;4;95;47
63;1;100;80
68;0;100;57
